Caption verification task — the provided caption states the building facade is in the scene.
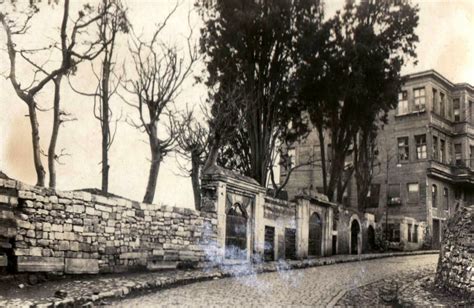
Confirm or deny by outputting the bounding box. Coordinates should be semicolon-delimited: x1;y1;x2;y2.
281;70;474;250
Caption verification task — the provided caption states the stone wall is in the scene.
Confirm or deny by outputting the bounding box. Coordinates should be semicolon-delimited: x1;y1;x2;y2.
0;177;17;273
435;205;473;299
0;178;218;274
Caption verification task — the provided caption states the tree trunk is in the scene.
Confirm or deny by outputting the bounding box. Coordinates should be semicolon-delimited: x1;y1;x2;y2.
190;151;201;210
203;139;219;172
354;130;373;212
316;125;327;194
143;133;161;204
27;99;46;187
48;75;63;188
326;153;343;202
101;61;111;193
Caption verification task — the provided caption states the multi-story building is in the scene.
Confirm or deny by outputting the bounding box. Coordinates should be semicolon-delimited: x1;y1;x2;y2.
281;70;474;250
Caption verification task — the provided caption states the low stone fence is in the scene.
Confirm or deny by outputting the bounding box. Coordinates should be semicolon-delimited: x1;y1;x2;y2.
435;204;473;298
0;178;218;274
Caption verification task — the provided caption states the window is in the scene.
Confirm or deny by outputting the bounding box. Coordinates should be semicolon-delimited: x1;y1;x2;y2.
440;93;445;117
453;98;460;121
397;91;408;115
414;225;419;243
414;87;426;110
225;203;248;260
454;188;462;200
470;146;474;169
470;101;474;124
432;136;438;161
288;148;296;168
386;223;400;242
408;224;412;242
397;137;409;161
432;88;437;112
444;187;449;211
264;226;275;261
432;184;438;208
448;141;453;164
447;97;452;118
367;184;380;208
327;143;332;162
388;184;401;205
454;144;462;166
440;139;446;163
407;183;419;203
415;135;427;160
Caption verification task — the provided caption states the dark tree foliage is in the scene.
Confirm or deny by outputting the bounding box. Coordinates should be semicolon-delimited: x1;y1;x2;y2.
295;0;419;203
197;0;320;186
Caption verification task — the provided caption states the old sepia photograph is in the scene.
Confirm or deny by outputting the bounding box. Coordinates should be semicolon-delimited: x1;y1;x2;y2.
0;0;472;306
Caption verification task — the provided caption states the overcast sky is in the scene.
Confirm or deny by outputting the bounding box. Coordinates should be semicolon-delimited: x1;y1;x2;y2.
0;0;473;208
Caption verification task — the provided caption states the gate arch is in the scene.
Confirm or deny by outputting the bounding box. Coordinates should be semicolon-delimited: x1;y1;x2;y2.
350;219;361;255
308;212;323;256
367;225;376;251
225;203;248;260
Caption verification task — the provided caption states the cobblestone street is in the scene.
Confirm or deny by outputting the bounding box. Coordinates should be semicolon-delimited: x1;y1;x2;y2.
116;254;438;307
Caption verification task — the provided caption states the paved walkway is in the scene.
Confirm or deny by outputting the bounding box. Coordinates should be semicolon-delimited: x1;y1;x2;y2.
0;251;438;307
116;254;438;307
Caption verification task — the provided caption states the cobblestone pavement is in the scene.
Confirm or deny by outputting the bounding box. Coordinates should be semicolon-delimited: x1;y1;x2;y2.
337;265;468;306
116;254;438;307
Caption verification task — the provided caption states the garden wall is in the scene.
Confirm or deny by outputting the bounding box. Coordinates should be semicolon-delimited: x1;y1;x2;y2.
0;177;218;274
435;204;473;299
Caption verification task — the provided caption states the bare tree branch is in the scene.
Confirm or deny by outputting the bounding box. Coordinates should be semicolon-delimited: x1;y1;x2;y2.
124;2;198;204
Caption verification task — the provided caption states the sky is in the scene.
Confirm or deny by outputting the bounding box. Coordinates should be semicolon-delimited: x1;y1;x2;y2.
0;0;473;209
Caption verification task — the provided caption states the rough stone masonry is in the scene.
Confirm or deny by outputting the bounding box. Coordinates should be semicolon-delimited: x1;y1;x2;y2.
0;177;219;274
435;204;474;299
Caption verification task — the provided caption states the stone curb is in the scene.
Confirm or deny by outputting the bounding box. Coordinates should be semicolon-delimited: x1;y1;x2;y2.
29;250;439;307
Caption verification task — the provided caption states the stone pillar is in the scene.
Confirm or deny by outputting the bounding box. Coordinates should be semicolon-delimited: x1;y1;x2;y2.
215;181;227;261
323;207;333;256
358;229;363;255
252;191;266;260
296;197;309;259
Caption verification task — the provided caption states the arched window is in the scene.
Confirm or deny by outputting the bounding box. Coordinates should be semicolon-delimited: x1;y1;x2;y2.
308;213;323;256
225;203;247;260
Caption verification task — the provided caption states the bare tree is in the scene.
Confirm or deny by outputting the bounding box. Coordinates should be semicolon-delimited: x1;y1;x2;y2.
174;106;208;209
175;86;244;209
1;1;111;187
69;0;128;193
46;0;112;188
269;143;319;199
123;5;198;204
1;5;58;186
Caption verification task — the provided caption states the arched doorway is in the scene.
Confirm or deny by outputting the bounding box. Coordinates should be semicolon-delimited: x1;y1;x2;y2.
308;212;323;256
225;203;248;260
367;225;375;251
351;220;360;255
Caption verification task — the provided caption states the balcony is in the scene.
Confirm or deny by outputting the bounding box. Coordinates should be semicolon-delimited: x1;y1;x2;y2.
453;121;474;136
451;160;474;185
427;159;474;185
